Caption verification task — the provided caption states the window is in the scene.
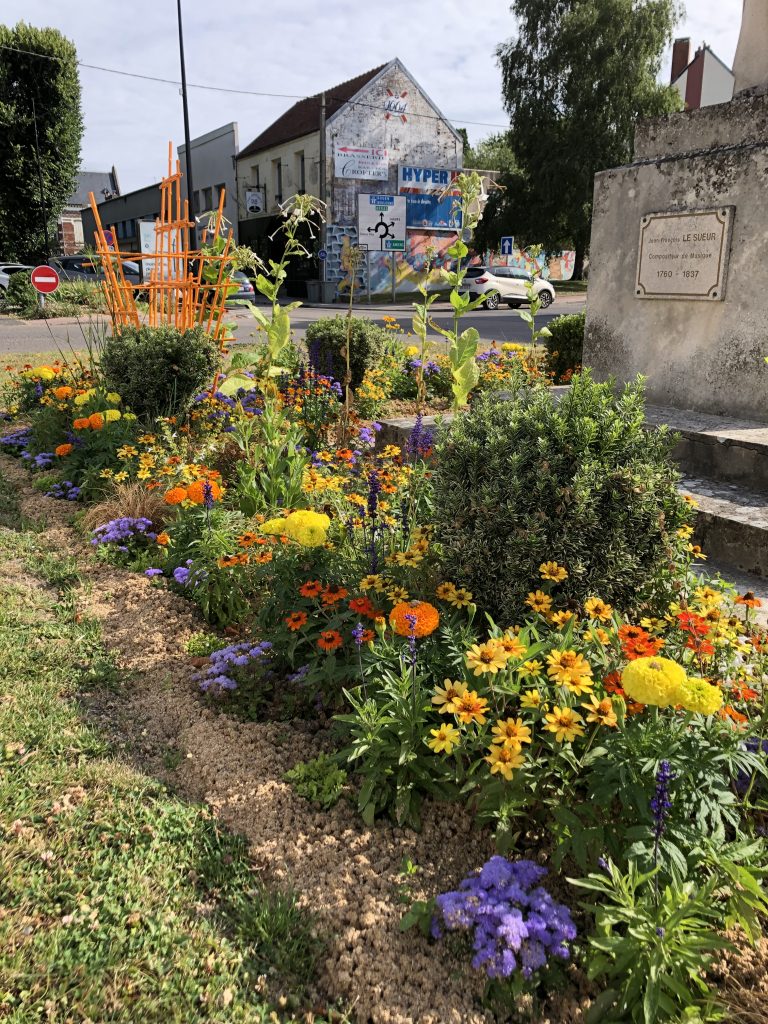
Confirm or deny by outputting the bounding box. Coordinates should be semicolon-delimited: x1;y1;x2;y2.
216;183;226;206
116;221;125;239
193;190;200;213
251;163;260;187
202;186;212;211
273;159;282;203
295;151;305;193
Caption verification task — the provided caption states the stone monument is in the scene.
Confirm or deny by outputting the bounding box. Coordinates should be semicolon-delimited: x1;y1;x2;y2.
583;1;768;422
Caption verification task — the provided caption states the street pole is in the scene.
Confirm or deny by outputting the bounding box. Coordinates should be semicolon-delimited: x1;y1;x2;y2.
318;92;327;290
176;0;195;221
31;97;51;261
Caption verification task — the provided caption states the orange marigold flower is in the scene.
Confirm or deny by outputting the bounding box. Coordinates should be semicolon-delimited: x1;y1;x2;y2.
322;584;349;606
88;412;104;430
156;532;170;546
285;611;308;631
317;629;343;652
255;551;273;564
164;486;188;506
72;417;90;430
54;443;73;457
389;600;440;638
186;478;223;505
53;386;73;400
299;580;323;598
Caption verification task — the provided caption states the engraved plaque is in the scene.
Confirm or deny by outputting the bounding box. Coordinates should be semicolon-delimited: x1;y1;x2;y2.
635;208;733;300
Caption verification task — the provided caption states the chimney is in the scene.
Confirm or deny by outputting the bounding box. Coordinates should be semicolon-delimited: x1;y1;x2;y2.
671;37;693;83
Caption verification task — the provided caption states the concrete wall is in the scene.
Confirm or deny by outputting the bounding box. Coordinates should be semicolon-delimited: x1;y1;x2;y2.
700;50;734;107
584;92;768;423
81;183;162;254
178;122;239;243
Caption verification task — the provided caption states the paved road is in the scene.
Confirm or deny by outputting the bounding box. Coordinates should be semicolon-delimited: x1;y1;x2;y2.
0;294;586;357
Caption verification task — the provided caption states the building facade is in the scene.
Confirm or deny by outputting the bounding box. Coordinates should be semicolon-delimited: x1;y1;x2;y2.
81;181;161;256
236;59;463;296
178;122;239;243
58;169;120;255
670;38;734;110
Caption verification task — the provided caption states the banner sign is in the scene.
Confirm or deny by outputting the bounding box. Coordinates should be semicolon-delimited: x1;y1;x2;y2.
398;165;462;230
357;194;406;251
335;145;389;181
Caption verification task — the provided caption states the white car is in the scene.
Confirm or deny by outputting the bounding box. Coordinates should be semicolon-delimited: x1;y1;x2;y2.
0;262;32;294
464;265;555;310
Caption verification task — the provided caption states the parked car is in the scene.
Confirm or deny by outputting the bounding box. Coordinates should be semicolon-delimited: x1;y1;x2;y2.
48;255;142;286
464;265;555;310
0;262;33;294
225;270;255;305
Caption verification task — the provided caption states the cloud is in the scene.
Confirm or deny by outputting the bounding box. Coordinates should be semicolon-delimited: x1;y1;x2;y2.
1;0;744;192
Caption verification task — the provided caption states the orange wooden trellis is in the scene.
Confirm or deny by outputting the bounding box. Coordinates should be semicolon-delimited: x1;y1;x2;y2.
88;142;235;353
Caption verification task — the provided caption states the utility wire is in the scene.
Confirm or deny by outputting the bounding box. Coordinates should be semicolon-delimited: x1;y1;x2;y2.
0;42;510;131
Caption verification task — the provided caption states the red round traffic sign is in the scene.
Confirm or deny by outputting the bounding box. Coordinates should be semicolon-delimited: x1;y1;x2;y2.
30;266;60;295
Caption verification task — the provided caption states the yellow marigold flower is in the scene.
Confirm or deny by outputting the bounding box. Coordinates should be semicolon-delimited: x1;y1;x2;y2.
452;689;489;725
466;642;510;676
263;509;330;548
491;717;532;750
544;706;585;743
527;590;553;615
73;390;94;406
447;586;473;609
676;677;723;716
104;408;121;423
518;659;543;679
549;610;575;628
520;689;543;709
436;582;457;601
540;561;568;582
621;657;686;708
584;597;613;623
360;574;384;592
106;392;121;405
123;413;137;421
427;723;461;754
485;745;525;780
432;680;467;713
581;695;618;728
546;649;593;687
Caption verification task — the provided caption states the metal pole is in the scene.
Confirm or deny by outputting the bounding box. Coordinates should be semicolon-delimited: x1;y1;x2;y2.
176;0;195;219
31;97;51;261
391;252;396;303
366;250;371;304
319;92;327;288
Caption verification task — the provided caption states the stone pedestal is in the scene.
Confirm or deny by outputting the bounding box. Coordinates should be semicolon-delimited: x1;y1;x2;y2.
584;91;768;423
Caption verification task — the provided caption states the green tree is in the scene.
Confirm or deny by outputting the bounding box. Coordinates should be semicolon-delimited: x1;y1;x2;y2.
463;131;517;173
488;0;682;277
0;22;83;261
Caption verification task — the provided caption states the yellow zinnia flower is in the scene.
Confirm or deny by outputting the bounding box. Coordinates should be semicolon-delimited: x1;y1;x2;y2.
452;689;489;725
526;590;553;615
491;717;532;750
544;706;585;743
549;610;575;628
431;680;467;714
360;574;384;592
584;597;613;623
496;633;526;659
447;587;473;609
436;582;458;601
581;695;618;728
466;642;510;676
546;649;593;687
520;689;543;709
485;745;525;780
518;659;543;679
427;723;460;754
539;561;568;582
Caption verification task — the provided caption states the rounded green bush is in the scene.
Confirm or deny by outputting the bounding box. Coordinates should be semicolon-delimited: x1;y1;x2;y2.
2;271;39;317
100;324;219;422
545;310;585;382
305;316;389;389
432;372;691;620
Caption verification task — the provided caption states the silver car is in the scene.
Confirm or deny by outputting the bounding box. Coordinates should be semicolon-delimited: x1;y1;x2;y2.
0;262;33;294
464;265;555;310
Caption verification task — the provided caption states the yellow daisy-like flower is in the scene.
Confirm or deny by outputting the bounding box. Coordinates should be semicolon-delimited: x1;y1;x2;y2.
584;597;613;623
99;468;114;479
427;723;461;754
452;689;489;725
136;467;152;480
447;587;473;609
546;649;593;687
436;582;458;601
466;642;510;676
431;680;467;713
387;586;410;603
540;561;568;582
518;659;544;679
586;627;611;645
394;549;424;567
581;695;618;728
360;574;384;592
549;610;575;628
116;445;138;460
485;745;525;780
113;470;129;483
526;590;553;615
496;633;526;659
544;706;585;743
520;689;543;709
563;676;594;696
491;717;532;750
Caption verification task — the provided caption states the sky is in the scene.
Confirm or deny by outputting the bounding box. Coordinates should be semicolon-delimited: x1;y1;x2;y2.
2;0;745;193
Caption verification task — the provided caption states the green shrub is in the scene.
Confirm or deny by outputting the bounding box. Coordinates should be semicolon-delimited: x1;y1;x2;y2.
546;310;585;382
185;631;224;657
100;324;219;421
284;754;347;810
432;372;692;621
305;315;389;389
1;271;39;317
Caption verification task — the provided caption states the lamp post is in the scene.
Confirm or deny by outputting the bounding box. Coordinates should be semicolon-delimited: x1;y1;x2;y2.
176;0;195;220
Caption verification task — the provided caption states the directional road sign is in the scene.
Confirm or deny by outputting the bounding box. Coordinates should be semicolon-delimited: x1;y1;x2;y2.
500;236;515;256
30;266;60;295
357;194;406;251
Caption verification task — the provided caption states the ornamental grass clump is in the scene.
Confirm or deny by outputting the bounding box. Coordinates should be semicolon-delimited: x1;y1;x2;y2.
432;856;576;981
432;372;692;621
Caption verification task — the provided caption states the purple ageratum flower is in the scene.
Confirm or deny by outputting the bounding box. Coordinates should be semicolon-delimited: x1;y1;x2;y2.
144;568;164;578
33;452;54;470
433;857;576;981
173;566;191;586
194;639;273;696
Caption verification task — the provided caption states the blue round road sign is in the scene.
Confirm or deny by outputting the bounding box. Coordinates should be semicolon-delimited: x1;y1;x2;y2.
318;249;328;261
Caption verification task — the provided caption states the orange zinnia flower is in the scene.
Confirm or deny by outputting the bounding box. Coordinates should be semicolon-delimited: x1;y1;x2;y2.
736;591;762;609
237;532;259;548
54;443;73;457
317;629;343;652
88;412;104;430
255;551;272;564
322;584;349;606
299;580;323;598
618;624;646;642
285;611;308;631
389;600;440;638
164;486;188;505
349;596;375;616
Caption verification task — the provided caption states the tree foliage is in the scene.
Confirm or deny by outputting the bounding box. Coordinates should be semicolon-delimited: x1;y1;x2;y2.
482;0;682;273
0;22;83;262
463;132;517;173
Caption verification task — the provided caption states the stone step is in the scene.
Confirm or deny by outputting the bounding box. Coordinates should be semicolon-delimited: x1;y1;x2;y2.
681;476;768;579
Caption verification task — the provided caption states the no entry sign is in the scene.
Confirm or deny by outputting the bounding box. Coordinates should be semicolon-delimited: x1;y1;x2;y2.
31;266;60;295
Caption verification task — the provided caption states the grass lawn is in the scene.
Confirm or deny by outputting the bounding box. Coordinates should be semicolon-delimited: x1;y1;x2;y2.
0;472;341;1024
552;280;588;293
